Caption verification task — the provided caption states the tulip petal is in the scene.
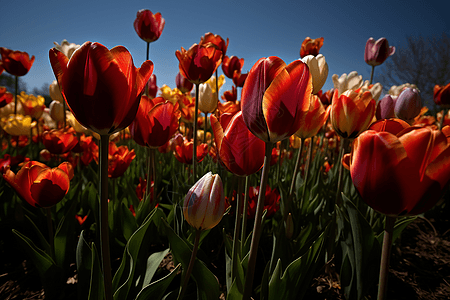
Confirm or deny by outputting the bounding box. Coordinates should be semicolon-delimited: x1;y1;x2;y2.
210;114;224;152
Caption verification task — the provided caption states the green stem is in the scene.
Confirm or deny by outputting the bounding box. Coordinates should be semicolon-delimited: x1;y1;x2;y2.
204;112;208;144
178;229;201;300
45;208;55;260
14;76;18;115
369;65;375;85
231;177;245;283
99;135;113;300
192;83;199;183
145;42;150;96
377;216;396;300
241;176;250;254
335;138;349;207
243;142;272;300
300;136;315;212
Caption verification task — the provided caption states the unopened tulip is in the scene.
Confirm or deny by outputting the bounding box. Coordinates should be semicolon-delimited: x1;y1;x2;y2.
183;172;225;230
49;100;65;122
364;37;395;67
394;88;422;124
332;71;363;96
376;94;396;120
53;40;80;59
299;37;324;58
175;72;194;94
49;80;64;103
222;55;244;79
133;9;165;43
301;54;328;94
199;81;217;113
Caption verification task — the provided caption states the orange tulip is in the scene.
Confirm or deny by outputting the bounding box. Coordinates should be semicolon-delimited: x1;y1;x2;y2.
106;142;136;178
129;96;181;148
222;55;244;79
0;87;13;108
434;83;450;107
49;41;154;136
211;111;265;177
42;127;78;154
174;138;208;165
295;94;330;139
199;32;229;57
0;48;35;77
299;37;324;58
3;161;73;208
330;89;375;139
175;43;222;85
367;118;410;135
343;127;450;216
241;56;312;143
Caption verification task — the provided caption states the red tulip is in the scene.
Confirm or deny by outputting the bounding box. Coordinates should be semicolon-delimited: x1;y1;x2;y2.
3;161;73;208
129;96;181;148
0;47;35;77
343;127;450;216
221;86;238;102
222;55;244;79
232;70;248;88
199;32;229;57
294;94;330;140
175;43;222;85
174;138;209;164
241;56;312;143
103;142;136;178
434;83;450;107
368;118;410;135
42;128;78;154
211;111;265;176
175;72;194;94
133;9;165;43
147;74;158;98
299;37;324;58
0;87;13;108
246;185;280;219
49;41;154;136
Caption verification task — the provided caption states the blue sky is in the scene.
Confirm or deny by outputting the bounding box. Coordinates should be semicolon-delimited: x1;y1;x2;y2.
1;0;449;97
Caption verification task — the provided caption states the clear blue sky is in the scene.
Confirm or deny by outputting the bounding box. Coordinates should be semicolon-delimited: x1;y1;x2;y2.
1;0;449;97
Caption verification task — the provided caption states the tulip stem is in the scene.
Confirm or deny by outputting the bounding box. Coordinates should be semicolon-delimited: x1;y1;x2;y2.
241;176;249;254
439;108;448;130
335;138;349;207
377;215;396;300
45;208;55;261
204;112;208;143
231;177;245;285
300;136;315;213
192;83;199;183
243;142;272;300
369;65;375;85
178;229;201;300
145;42;150;96
14;76;18;115
99;134;113;300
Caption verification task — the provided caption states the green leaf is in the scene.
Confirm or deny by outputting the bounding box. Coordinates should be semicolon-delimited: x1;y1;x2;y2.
135;263;181;300
142;248;170;287
268;228;326;300
88;242;105;300
112;208;157;300
120;202;138;241
54;197;78;267
162;219;220;300
24;214;51;256
76;231;93;300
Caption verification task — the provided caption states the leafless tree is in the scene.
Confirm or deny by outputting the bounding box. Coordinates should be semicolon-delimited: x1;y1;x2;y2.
375;33;450;109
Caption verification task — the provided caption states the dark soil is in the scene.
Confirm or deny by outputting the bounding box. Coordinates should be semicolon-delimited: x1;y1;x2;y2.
1;217;450;299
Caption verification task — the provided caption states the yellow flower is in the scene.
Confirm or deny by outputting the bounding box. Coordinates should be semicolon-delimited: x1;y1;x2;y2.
1;114;35;136
17;91;45;119
205;75;225;94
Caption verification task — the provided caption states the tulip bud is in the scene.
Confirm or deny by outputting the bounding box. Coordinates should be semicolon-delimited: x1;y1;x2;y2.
394;88;422;124
285;213;294;239
301;54;329;94
49;100;65;122
198;81;217;113
376;94;396;120
49;80;64;103
183;172;225;230
364;37;395;67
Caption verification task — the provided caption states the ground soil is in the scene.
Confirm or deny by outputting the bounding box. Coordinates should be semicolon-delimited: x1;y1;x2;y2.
1;216;450;299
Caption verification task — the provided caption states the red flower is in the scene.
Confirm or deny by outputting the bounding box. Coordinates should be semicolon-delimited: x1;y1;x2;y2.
174;138;208;164
175;43;222;85
75;215;88;226
211;111;265;176
49;41;154;135
232;70;248;88
133;9;165;43
0;154;27;174
199;32;229;57
0;47;35;77
0;87;13;108
129;96;181;148
105;142;136;178
364;37;395;67
228;186;280;219
343;127;450;216
3;161;73;208
434;83;450;107
299;37;324;58
42;127;78;154
221;86;238;102
175;72;194;94
241;56;312;143
222;55;244;79
147;74;158;98
78;134;98;166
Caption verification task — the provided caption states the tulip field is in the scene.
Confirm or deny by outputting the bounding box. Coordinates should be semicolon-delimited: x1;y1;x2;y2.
2;8;450;300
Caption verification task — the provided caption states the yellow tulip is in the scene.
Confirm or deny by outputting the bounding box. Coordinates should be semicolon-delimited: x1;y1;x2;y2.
1;114;35;136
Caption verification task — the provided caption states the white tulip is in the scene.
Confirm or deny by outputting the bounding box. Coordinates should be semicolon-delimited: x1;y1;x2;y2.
301;54;328;94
